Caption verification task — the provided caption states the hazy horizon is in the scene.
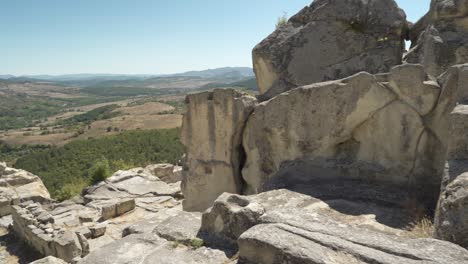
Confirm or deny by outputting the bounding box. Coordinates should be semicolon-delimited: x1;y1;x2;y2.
2;0;430;76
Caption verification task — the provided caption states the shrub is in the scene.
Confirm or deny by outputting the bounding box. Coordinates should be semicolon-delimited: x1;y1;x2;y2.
276;13;288;28
90;158;112;184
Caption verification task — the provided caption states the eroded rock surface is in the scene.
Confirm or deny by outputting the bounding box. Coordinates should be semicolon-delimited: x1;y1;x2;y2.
3;165;184;263
242;65;453;207
0;163;51;216
78;233;230;264
435;172;468;249
253;0;408;100
406;0;468;80
180;89;257;212
238;221;468;264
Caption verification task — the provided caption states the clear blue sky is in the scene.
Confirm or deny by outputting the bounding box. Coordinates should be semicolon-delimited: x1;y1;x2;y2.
0;0;430;75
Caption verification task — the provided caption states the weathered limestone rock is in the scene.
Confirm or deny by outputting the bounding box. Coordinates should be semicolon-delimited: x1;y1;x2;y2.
0;163;51;216
89;223;107;238
154;211;202;245
11;203;83;262
99;198;136;221
406;0;468;80
145;163;183;183
200;189;418;251
181;89;257;211
435;172;468;248
242;65;452;207
78;233;229;264
238;221;468;264
5;167;185;262
448;105;468;160
30;256;68;264
253;0;408;100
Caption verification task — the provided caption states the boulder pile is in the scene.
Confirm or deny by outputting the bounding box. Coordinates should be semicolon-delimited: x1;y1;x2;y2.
0;163;184;263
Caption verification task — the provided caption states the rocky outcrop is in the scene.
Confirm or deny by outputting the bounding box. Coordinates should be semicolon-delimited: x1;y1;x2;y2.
11;202;84;262
145;163;182;184
242;64;455;207
0;162;51;216
204;190;468;264
252;0;408;100
406;0;468;80
3;165;184;263
239;219;467;264
180;89;257;211
78;232;229;264
435;172;468;249
78;188;468;264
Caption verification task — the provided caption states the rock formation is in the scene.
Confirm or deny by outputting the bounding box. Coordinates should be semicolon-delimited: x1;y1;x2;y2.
406;0;468;80
242;64;453;207
0;162;51;216
79;189;468;264
434;64;468;248
252;0;408;100
1;164;184;263
180;89;257;211
435;172;468;248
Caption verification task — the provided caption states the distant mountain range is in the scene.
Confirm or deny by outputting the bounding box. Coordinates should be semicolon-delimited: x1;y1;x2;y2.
0;67;257;91
2;67;254;82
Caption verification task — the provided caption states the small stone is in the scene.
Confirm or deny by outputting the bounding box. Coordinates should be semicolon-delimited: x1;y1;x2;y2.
89;224;107;238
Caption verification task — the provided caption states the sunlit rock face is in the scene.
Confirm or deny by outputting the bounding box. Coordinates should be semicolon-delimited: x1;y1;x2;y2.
406;0;468;78
252;0;408;100
242;64;458;208
180;89;257;212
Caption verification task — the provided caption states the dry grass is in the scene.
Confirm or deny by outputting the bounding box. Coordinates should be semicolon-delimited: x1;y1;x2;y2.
405;216;434;238
403;197;434;238
0;101;182;146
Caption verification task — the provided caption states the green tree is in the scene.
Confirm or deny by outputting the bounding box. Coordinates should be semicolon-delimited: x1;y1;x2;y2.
90;158;111;184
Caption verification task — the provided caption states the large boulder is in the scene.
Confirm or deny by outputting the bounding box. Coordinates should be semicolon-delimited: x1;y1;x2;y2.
242;64;456;207
198;189;468;263
406;0;468;80
238;220;468;264
180;89;257;211
252;0;408;100
435;172;468;249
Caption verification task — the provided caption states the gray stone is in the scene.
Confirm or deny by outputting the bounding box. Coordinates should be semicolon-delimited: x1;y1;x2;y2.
200;193;265;246
180;89;257;211
30;256;68;264
435;172;468;248
154;211;202;244
448;104;468;160
406;0;468;79
78;233;229;264
99;198;135;220
76;232;90;257
238;221;468;264
253;0;408;100
145;163;182;183
89;223;107;238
